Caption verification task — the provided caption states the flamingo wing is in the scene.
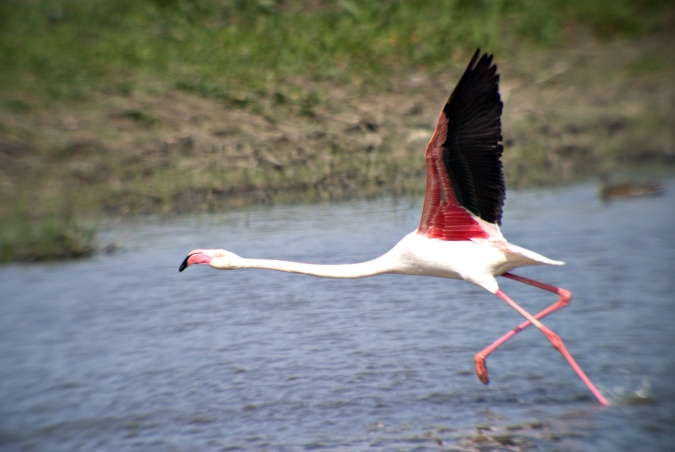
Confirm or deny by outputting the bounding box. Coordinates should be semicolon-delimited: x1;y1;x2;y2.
418;49;505;241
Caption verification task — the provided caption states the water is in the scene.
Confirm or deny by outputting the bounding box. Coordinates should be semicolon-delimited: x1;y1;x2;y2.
1;181;674;451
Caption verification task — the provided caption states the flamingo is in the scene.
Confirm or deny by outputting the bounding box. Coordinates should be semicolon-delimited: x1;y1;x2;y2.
179;49;610;406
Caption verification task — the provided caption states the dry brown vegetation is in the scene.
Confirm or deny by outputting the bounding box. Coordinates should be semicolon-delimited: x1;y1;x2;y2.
3;36;672;216
1;0;674;260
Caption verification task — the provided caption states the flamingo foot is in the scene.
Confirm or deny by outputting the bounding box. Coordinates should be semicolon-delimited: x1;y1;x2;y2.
474;354;489;385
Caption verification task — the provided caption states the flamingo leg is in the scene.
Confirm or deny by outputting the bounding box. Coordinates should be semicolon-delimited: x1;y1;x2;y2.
474;273;571;385
474;274;610;406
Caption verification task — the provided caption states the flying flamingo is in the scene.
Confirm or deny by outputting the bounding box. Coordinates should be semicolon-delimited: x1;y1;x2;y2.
180;49;610;406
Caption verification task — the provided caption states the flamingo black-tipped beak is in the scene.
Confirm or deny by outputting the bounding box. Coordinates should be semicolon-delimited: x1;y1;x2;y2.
179;255;190;272
179;250;215;272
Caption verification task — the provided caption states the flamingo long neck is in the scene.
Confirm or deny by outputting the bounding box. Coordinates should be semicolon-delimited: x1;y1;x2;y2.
238;255;395;279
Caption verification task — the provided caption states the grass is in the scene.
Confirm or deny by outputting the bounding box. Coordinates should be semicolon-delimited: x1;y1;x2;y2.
1;0;669;102
0;221;96;262
0;192;96;261
0;0;673;261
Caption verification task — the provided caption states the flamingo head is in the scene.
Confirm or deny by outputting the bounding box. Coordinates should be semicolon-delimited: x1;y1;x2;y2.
179;249;242;272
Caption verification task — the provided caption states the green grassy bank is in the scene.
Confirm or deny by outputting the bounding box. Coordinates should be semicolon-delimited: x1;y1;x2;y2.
1;0;673;261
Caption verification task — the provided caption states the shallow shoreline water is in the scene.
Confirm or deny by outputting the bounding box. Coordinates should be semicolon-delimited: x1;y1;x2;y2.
1;181;674;450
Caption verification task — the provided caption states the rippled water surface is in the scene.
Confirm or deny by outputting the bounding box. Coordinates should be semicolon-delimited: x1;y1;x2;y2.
2;181;674;451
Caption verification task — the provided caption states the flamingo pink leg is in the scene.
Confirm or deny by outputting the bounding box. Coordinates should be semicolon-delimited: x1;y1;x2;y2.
474;272;571;384
474;273;610;406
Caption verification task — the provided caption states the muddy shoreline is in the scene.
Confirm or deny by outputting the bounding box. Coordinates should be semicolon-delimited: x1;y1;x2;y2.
1;36;673;260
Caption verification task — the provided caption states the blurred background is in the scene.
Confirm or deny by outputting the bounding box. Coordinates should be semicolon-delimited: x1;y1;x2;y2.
0;0;673;261
2;2;675;451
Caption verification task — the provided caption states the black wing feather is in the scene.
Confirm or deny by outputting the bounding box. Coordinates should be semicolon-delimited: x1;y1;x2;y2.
441;49;505;225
